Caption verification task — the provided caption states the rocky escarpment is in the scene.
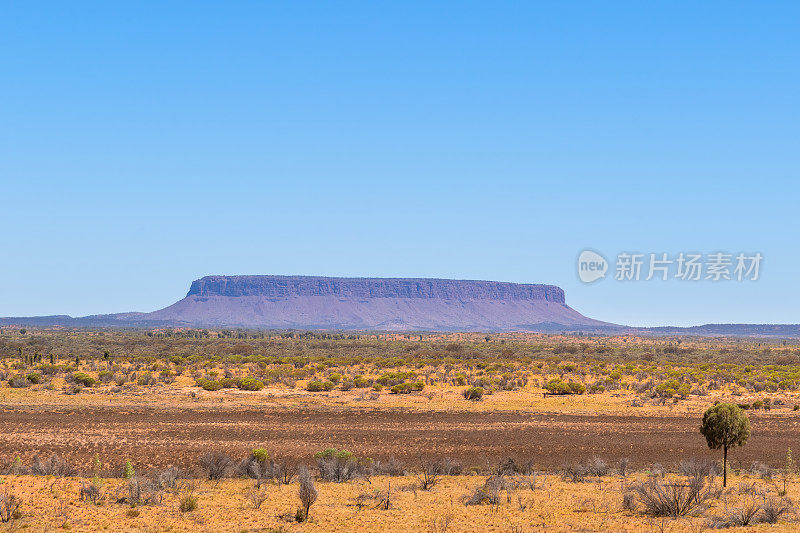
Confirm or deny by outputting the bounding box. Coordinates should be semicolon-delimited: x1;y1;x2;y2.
139;275;607;331
186;275;566;302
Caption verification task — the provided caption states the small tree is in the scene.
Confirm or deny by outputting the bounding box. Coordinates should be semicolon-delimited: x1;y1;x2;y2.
297;466;318;522
122;460;135;480
700;403;750;487
780;447;794;496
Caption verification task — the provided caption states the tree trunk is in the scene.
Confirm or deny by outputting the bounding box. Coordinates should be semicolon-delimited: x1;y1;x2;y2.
723;445;728;487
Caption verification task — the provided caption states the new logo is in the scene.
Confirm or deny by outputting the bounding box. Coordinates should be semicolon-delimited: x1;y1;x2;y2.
578;250;608;283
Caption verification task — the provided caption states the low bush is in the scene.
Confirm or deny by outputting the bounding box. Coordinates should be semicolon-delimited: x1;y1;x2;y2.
761;496;795;524
123;460;135;479
678;457;718;479
72;372;96;387
390;382;413;394
199;452;233;480
31;454;74;477
120;476;163;506
585;456;609;477
545;378;585;395
251;448;270;463
629;474;718;517
196;378;222;391
7;377;28;388
137;372;155;386
219;377;238;388
562;462;588;483
463;386;484;401
588;383;605;394
353;375;370;388
465;475;505;507
179;493;197;513
655;379;690;398
238;377;264;391
376;371;416;386
315;448;365;482
0;492;22;523
297;466;318;521
79;479;103;505
305;379;335;392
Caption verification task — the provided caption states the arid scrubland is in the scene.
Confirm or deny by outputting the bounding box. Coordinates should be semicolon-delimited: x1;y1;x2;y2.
1;327;800;530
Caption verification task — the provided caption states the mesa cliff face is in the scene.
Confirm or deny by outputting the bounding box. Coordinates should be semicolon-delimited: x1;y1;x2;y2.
186;275;566;302
141;275;606;331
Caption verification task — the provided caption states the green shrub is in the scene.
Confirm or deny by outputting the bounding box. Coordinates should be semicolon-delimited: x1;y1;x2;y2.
26;372;42;384
251;448;270;462
314;448;354;461
238;377;264;391
545;378;585;395
72;372;95;387
455;373;467;386
655;379;690;398
123;460;135;479
98;370;113;383
137;372;155;386
322;380;335;391
313;448;364;482
8;376;29;388
220;377;239;388
372;383;383;392
179;494;198;513
377;371;416;386
568;382;586;394
390;382;413;394
306;380;324;392
463;386;484;400
196;378;222;391
545;378;570;395
328;373;343;384
353;375;370;388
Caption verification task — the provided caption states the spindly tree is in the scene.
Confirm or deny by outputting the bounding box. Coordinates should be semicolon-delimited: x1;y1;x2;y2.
700;403;750;487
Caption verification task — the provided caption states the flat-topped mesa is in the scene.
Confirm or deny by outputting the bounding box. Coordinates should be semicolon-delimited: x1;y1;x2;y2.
186;275;566;303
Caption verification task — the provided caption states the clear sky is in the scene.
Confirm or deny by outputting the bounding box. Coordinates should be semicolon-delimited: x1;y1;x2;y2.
1;2;797;326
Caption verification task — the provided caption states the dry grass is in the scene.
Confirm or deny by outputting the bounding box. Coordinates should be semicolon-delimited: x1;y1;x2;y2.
0;472;796;531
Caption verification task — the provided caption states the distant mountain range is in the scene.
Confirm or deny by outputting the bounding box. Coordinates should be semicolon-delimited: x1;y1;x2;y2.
1;275;799;337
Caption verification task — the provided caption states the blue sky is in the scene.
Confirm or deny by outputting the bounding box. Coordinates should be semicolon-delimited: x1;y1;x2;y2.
1;2;797;326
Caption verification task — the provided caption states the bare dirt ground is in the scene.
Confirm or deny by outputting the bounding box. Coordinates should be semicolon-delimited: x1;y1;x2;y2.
0;403;796;472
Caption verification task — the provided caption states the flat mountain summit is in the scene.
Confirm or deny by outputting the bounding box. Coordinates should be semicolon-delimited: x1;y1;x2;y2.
142;275;610;331
5;275;797;336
